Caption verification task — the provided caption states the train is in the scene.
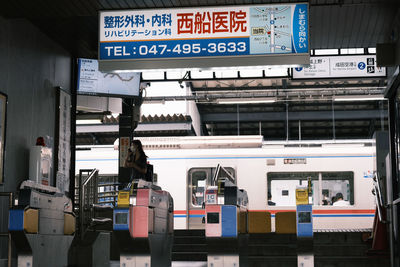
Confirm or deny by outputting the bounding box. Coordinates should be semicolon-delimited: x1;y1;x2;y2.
76;135;377;231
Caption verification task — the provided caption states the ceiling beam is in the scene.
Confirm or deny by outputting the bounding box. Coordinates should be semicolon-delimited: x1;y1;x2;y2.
192;82;385;92
202;109;388;122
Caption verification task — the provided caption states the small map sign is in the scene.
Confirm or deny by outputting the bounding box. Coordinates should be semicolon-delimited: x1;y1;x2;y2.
292;55;386;79
77;58;141;97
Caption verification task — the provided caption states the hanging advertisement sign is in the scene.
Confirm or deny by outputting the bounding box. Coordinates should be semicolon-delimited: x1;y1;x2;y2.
98;3;309;71
292;55;386;79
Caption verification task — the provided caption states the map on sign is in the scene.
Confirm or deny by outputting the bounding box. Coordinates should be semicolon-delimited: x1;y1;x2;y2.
250;6;292;54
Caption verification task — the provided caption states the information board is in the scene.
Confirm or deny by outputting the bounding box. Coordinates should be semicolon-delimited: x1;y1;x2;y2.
292;55;386;79
98;3;309;71
56;89;71;193
77;58;141;97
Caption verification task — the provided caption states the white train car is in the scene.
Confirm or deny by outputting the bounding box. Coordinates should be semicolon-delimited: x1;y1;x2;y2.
76;136;376;231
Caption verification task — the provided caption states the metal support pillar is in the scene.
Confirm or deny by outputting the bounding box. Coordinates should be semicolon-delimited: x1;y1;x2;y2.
118;96;142;186
384;66;400;267
388;96;400;267
119;98;134;185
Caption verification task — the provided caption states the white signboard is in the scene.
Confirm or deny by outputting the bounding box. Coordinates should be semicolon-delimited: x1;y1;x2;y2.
77;58;141;97
98;4;309;70
292;55;386;79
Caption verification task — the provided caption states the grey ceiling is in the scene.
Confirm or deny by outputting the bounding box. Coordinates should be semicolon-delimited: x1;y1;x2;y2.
1;0;398;144
1;0;398;58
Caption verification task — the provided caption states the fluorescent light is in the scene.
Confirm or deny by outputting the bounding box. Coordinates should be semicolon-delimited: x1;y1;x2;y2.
333;95;385;102
76;119;102;125
217;98;276;104
142;100;166;104
314;49;339;55
339;48;364;55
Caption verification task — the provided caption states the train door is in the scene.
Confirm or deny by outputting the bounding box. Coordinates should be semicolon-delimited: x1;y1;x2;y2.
188;168;212;229
187;166;236;229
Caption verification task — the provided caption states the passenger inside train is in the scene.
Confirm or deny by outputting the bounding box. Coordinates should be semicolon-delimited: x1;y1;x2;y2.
332;192;350;206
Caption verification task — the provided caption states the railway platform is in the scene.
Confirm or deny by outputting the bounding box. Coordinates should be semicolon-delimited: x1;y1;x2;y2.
171;229;390;267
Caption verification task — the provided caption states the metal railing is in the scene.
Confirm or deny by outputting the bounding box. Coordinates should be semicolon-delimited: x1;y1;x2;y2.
373;172;386;223
0;192;13;267
77;169;99;239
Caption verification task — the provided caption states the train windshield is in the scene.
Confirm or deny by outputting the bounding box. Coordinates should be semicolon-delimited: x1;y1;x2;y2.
267;171;354;206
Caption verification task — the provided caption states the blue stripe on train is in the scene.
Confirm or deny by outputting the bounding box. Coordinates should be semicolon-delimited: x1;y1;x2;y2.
77;155;374;162
174;214;374;218
312;214;374;217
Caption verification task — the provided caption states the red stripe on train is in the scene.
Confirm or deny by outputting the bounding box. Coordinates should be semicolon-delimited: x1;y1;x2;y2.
312;209;375;214
173;210;187;215
189;210;206;215
262;209;375;215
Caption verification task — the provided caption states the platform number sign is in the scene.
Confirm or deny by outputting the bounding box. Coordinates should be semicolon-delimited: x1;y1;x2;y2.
293;55;386;79
366;57;375;74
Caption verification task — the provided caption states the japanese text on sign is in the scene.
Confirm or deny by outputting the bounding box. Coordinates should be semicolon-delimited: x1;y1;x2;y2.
297;8;307;49
176;11;247;34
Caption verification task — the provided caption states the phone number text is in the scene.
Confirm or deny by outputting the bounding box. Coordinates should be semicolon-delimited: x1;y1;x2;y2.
100;38;250;59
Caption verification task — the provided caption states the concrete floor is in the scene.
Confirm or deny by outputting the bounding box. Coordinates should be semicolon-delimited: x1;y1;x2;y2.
171;262;207;267
110;261;207;267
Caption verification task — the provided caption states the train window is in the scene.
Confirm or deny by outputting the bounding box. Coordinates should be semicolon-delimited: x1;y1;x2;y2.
321;172;354;205
191;171;207;207
267;172;354;206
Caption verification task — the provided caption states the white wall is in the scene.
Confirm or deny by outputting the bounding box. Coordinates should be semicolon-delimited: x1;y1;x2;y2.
141;82;187;116
0;16;71;262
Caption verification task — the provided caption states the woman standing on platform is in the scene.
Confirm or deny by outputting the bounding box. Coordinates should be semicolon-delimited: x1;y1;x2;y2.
124;140;148;182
